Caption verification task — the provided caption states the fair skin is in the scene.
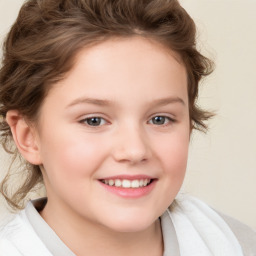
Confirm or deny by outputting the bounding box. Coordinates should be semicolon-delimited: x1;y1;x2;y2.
7;37;190;256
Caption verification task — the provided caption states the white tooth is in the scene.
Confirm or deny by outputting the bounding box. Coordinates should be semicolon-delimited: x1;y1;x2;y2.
103;180;108;185
115;179;122;187
143;179;148;186
122;179;131;188
109;179;114;186
131;180;140;188
139;179;144;187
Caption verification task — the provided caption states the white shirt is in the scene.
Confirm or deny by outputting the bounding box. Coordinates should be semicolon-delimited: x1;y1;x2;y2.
0;196;255;256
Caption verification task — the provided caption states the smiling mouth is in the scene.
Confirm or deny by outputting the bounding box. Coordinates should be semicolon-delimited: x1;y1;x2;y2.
99;179;154;188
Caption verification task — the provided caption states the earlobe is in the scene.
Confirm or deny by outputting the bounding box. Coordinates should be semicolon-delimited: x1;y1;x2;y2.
6;110;42;165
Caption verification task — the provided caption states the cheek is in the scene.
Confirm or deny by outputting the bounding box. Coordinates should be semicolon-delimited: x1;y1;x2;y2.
153;131;189;177
40;132;107;181
150;131;189;214
39;134;109;202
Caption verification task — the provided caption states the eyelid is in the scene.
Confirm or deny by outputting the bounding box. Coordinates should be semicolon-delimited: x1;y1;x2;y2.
148;112;176;121
78;112;109;121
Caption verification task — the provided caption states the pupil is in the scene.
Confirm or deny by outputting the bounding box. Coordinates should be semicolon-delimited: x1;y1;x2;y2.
153;116;165;125
88;118;101;126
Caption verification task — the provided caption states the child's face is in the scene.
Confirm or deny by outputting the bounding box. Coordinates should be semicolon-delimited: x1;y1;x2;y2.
35;37;190;232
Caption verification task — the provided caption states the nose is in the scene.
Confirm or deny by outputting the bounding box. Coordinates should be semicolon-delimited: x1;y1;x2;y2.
112;124;152;164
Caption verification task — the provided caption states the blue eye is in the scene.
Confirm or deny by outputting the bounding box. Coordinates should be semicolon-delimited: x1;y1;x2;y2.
81;117;107;126
149;116;173;125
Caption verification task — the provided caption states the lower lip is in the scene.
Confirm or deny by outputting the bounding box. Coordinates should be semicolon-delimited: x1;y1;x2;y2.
98;180;157;198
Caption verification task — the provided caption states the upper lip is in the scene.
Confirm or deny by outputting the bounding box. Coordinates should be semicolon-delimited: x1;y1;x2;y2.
99;175;156;180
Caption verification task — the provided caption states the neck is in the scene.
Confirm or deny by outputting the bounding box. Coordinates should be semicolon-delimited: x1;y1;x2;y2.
40;199;164;256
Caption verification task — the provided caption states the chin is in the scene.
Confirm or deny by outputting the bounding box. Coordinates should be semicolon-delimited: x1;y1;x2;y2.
106;222;154;233
100;212;159;233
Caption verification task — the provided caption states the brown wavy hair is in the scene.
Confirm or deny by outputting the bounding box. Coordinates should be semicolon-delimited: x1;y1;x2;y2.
0;0;214;210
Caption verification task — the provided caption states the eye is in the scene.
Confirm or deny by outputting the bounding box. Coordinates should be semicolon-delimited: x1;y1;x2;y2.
80;117;107;126
149;116;174;126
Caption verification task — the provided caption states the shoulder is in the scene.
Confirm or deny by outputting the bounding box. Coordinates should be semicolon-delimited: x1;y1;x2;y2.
171;195;256;256
0;214;24;240
0;214;26;256
0;238;23;256
0;211;52;256
218;212;256;256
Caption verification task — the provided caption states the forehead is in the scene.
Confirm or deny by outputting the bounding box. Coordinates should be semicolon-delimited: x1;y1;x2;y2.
72;36;185;76
45;36;188;109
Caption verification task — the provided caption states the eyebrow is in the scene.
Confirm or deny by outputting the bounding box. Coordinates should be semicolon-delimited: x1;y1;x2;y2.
151;97;185;107
66;96;185;108
66;98;112;108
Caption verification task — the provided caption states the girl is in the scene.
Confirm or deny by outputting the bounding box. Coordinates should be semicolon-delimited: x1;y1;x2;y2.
0;0;255;255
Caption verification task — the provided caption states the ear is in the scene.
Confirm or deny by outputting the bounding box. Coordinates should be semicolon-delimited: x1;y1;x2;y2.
6;110;42;165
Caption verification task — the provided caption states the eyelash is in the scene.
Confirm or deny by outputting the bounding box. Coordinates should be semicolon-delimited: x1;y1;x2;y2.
79;115;175;127
79;117;108;127
148;116;175;126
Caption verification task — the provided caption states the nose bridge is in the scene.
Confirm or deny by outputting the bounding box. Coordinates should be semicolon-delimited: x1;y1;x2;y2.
112;121;151;163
